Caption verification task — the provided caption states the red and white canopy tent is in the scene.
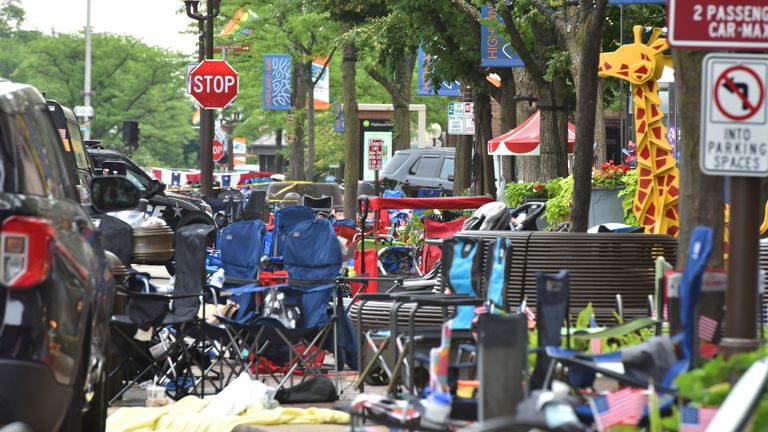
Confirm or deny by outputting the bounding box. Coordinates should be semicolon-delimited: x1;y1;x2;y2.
488;111;576;156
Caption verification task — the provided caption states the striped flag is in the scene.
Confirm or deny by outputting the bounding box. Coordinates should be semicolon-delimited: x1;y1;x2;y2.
590;388;647;430
680;405;718;432
698;315;718;342
518;299;536;321
590;313;603;354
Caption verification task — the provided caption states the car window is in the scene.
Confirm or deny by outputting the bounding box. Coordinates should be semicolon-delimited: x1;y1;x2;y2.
382;152;410;175
120;159;151;192
413;156;441;177
67;121;91;172
8;107;71;199
439;157;454;180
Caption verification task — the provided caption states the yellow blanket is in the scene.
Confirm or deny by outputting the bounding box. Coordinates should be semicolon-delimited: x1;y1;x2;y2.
107;397;350;432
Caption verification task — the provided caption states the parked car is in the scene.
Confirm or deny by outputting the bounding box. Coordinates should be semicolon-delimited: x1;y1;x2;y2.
87;148;214;230
0;78;141;430
380;147;455;197
46;100;94;205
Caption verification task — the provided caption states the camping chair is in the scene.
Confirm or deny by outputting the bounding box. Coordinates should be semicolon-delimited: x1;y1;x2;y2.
243;189;268;221
543;226;714;414
303;195;334;216
108;224;217;403
264;205;315;269
219;217;356;394
381;237;511;396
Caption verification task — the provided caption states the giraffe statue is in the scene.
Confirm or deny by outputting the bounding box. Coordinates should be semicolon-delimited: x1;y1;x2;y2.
598;26;679;236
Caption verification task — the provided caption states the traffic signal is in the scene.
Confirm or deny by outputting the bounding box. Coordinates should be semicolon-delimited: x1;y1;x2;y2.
122;120;140;148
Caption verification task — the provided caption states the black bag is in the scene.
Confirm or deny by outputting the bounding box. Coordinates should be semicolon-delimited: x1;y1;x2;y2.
274;375;338;404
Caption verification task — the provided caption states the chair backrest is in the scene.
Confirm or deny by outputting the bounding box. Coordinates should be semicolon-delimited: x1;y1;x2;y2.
219;219;266;280
283;218;343;282
417;188;441;198
443;237;483;329
272;205;315;257
303;195;333;213
679;226;713;365
536;270;571;349
485;237;511;309
243;190;267;221
422;218;467;275
168;223;215;322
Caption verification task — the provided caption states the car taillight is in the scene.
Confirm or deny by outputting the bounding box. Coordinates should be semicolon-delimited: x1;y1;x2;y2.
1;216;55;289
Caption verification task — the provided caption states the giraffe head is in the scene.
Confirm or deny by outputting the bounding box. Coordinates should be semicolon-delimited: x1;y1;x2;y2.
598;25;671;85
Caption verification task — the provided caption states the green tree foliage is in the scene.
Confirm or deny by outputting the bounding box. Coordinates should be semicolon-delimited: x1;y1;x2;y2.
2;26;197;168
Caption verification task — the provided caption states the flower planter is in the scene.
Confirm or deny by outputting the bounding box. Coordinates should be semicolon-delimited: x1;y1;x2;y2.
588;186;626;227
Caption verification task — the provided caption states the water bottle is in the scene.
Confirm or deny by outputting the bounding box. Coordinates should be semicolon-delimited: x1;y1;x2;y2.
423;391;452;426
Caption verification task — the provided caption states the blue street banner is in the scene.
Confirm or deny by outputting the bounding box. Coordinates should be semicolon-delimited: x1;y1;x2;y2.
417;47;461;97
333;103;344;133
480;5;524;68
263;54;292;110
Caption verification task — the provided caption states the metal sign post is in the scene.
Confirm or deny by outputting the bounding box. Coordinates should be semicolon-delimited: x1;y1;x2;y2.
700;53;768;355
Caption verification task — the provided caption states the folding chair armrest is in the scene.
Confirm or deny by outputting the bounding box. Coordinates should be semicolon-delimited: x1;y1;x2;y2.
387;290;440;299
223;275;260;285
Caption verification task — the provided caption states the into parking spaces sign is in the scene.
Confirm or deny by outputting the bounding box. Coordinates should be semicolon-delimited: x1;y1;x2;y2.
701;53;768;177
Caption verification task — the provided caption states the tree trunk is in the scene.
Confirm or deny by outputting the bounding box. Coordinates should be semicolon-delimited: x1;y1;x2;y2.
594;81;608;164
306;60;316;181
568;1;608;233
672;49;724;268
532;20;568;181
291;60;308;181
275;128;285;174
496;69;517;182
341;30;360;219
475;90;496;197
393;53;416;152
515;69;540;182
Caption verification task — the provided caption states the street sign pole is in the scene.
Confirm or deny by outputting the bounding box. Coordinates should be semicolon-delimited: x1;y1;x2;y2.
699;53;768;355
723;177;761;355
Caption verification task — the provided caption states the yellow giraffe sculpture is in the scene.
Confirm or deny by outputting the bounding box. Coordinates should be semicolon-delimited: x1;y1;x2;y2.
598;26;679;236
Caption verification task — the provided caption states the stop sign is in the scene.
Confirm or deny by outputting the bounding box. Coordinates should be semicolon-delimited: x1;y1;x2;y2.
189;60;239;109
212;140;225;162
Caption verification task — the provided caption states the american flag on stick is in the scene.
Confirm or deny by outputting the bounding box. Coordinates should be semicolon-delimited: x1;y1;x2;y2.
698;315;718;342
590;388;647;431
680;405;718;432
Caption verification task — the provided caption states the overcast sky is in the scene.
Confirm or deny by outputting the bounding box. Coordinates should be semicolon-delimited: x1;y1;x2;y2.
18;0;197;54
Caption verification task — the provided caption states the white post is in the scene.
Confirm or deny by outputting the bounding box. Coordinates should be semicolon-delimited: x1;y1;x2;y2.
83;0;92;140
417;107;426;148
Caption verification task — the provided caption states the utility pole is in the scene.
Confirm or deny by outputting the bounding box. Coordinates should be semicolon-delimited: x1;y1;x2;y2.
82;0;93;140
185;0;220;197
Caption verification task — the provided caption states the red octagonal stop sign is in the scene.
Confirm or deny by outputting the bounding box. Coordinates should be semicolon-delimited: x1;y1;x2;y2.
189;59;239;109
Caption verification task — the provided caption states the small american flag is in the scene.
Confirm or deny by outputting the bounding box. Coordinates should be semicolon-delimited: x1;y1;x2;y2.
680;405;718;432
590;313;603;354
518;299;536;321
590;388;647;431
698;315;718;342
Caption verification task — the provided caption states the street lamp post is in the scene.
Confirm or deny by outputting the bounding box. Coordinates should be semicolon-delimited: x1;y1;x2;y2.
184;0;220;197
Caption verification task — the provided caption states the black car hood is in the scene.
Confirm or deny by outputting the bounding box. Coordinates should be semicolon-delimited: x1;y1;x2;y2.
157;192;204;211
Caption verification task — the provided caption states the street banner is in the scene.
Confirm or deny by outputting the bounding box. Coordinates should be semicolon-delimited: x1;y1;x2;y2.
312;58;331;110
220;8;256;36
417;47;461;96
263;54;292;111
480;5;524;68
333;103;345;133
233;137;247;155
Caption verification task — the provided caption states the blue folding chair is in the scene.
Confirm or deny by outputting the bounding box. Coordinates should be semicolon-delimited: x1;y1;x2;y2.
220;217;357;393
264;205;315;269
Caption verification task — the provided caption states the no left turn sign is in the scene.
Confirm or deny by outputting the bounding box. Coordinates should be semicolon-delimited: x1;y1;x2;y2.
701;53;768;177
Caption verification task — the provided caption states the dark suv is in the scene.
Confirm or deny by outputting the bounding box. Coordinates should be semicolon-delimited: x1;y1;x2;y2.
0;79;140;430
380;148;455;196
